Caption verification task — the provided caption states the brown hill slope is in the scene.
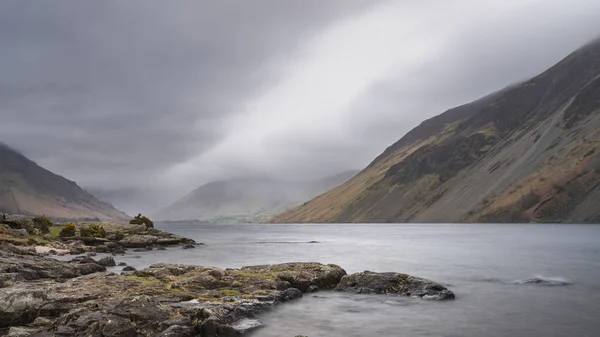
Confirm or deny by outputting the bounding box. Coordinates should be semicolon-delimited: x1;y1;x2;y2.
0;144;129;221
273;39;600;223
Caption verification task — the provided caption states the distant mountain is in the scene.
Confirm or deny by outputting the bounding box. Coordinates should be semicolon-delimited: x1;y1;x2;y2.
154;171;357;223
273;38;600;223
0;143;129;221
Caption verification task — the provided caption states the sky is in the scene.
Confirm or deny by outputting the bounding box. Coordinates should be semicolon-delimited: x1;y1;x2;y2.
1;0;600;214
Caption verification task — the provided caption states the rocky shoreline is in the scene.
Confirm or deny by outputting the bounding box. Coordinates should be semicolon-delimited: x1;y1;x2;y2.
1;215;455;337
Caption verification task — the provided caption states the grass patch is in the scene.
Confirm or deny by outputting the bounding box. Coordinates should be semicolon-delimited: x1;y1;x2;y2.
49;225;63;237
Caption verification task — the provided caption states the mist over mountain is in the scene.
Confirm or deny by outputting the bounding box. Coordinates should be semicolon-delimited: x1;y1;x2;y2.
273;39;600;223
154;171;357;223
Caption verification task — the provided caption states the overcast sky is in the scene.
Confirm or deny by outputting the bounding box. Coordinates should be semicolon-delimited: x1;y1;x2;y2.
2;0;600;214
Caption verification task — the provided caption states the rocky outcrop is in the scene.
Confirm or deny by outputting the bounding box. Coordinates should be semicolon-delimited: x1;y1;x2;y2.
335;271;455;300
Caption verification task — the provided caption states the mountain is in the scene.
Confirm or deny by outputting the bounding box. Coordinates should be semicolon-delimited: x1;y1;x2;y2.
0;143;129;221
154;171;357;223
272;39;600;223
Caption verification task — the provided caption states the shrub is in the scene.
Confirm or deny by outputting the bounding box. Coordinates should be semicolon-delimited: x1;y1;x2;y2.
32;216;53;234
130;213;154;229
79;224;106;238
114;231;125;241
59;223;76;237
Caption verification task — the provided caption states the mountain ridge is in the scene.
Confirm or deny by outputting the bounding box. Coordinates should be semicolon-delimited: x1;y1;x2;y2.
272;38;600;223
154;171;357;223
0;143;129;221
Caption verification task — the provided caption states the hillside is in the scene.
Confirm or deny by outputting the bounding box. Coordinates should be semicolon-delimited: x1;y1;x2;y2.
154;171;356;223
0;144;129;221
273;39;600;223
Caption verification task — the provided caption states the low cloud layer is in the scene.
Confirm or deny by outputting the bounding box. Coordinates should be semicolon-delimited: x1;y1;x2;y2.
2;0;600;213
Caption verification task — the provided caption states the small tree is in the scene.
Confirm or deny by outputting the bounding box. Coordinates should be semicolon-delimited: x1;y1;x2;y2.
32;216;53;234
59;223;76;237
129;213;154;229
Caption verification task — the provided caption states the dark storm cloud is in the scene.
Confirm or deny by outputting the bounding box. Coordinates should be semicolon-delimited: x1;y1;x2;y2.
1;0;600;214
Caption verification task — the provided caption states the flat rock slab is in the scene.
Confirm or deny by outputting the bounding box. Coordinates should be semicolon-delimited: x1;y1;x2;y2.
335;271;455;300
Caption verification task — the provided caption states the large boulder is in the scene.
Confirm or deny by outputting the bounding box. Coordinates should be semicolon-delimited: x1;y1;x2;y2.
120;235;159;248
239;262;347;291
0;288;48;328
335;271;455;300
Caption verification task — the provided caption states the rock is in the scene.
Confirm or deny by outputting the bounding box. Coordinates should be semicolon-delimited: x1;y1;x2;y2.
158;317;192;330
335;271;455;300
181;244;195;249
133;247;153;252
154;325;195;337
120;235;159;248
87;252;97;257
0;288;47;328
15;228;29;237
111;247;126;254
76;263;107;275
279;288;303;301
156;238;182;245
6;326;42;337
31;316;54;327
118;262;127;266
240;262;347;292
43;234;51;240
122;266;136;271
97;256;116;267
70;256;97;264
306;285;319;293
48;249;57;255
105;241;118;249
156;247;167;251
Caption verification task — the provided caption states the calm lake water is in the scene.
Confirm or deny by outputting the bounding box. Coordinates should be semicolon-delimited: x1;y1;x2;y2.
126;223;600;336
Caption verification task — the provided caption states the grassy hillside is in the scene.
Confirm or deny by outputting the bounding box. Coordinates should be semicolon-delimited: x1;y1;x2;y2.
273;39;600;223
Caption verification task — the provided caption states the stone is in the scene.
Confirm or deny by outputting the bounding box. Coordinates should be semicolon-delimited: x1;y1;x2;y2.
70;256;97;264
181;244;195;249
118;262;127;266
87;252;97;257
240;262;347;292
122;266;136;271
158;317;192;330
335;271;455;300
0;288;47;328
154;325;195;337
6;326;42;337
306;285;319;293
120;235;159;248
31;316;54;327
97;256;117;267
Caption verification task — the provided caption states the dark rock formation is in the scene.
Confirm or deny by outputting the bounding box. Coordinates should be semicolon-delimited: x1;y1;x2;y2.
335;271;455;300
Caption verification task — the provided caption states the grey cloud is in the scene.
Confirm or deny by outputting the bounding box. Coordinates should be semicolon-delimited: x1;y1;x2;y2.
1;0;600;214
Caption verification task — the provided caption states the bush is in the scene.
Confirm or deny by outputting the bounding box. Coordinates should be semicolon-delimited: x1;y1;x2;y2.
59;223;76;237
130;213;154;229
32;216;53;234
114;231;125;241
79;224;106;238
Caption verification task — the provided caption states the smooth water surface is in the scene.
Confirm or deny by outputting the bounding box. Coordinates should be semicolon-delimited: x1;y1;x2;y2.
128;223;600;336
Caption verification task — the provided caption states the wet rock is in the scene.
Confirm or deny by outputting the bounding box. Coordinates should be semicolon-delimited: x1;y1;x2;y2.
154;325;195;337
118;262;127;266
122;266;136;271
279;288;303;301
335;271;455;300
97;256;116;267
306;285;319;293
181;244;195;249
87;252;97;257
156;247;167;251
120;235;159;248
69;256;97;264
156;238;182;245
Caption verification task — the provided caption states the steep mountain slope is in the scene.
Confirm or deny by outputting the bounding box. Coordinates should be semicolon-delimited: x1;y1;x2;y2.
0;144;129;221
273;39;600;223
154;171;357;223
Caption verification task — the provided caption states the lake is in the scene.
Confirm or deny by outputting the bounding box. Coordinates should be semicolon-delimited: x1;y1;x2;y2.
122;223;600;336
